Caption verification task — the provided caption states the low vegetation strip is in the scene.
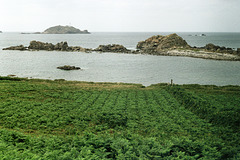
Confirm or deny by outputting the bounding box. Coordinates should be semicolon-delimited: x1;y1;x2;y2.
0;77;239;159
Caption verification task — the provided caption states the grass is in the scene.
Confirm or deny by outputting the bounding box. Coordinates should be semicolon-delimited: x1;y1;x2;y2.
0;77;239;159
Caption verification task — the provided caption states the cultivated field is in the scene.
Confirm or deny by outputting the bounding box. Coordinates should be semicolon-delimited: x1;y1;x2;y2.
0;77;239;159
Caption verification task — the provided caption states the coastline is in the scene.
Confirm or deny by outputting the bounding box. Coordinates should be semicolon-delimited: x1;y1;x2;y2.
2;33;240;61
3;45;240;61
1;76;240;87
158;49;240;61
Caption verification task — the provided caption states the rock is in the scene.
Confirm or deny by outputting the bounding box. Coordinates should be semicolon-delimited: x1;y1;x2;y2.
57;65;81;70
136;33;190;54
21;32;41;34
3;40;91;52
2;45;27;51
95;44;130;53
28;41;70;51
28;41;55;50
68;46;92;52
54;42;69;51
237;48;240;55
205;43;236;54
205;43;219;52
7;75;16;77
42;25;90;34
0;31;2;33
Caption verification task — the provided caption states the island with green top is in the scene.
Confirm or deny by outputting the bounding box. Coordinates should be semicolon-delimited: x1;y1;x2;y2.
42;25;90;34
20;25;90;34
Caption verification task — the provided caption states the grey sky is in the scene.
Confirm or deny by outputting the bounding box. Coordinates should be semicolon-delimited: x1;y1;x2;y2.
1;0;240;32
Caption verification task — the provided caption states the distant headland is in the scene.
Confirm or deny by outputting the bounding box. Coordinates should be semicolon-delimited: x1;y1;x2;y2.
21;25;90;34
42;25;90;34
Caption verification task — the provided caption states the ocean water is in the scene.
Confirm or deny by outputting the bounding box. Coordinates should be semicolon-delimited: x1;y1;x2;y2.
0;32;240;86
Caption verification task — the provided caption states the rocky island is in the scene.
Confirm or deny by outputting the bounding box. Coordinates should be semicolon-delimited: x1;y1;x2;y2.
2;41;129;53
3;33;240;61
42;25;90;34
94;44;131;53
136;33;240;60
3;41;91;52
57;65;81;70
20;25;90;34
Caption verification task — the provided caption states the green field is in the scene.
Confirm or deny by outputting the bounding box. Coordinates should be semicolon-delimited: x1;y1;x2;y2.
0;77;240;159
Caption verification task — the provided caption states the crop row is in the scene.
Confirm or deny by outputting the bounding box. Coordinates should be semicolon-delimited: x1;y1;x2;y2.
0;79;240;159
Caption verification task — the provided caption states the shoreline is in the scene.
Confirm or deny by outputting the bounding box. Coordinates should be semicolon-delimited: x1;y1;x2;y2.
2;33;240;61
2;46;240;61
161;49;240;61
1;76;240;87
112;49;240;61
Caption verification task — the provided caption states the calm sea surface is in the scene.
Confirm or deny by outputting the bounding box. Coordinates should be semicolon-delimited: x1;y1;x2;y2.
0;32;240;86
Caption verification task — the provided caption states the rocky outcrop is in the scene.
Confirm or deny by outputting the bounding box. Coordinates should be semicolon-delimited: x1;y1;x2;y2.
57;65;81;70
0;31;2;33
2;45;27;51
164;50;240;61
54;42;69;51
4;41;92;52
137;33;190;54
68;46;91;52
94;44;131;53
42;25;90;34
2;34;240;61
237;48;240;55
21;32;41;34
28;41;55;51
28;41;72;51
204;43;237;54
134;33;240;60
136;33;238;55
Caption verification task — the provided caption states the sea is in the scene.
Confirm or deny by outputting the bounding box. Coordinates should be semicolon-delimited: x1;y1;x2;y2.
0;32;240;86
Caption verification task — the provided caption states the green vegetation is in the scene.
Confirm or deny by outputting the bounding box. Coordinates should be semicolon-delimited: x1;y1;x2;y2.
0;77;239;159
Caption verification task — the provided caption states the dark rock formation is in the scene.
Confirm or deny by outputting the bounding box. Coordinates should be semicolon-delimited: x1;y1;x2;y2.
42;25;90;34
57;65;81;70
94;44;130;53
137;33;190;54
204;43;237;54
21;32;41;34
237;48;240;55
188;34;206;36
54;42;69;51
68;46;91;52
0;31;2;33
28;41;55;51
28;41;91;52
3;41;92;52
2;45;27;51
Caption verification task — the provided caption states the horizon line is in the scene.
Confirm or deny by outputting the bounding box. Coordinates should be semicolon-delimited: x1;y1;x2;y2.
1;31;240;33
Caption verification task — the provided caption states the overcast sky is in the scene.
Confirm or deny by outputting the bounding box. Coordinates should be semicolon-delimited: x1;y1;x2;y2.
0;0;240;32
